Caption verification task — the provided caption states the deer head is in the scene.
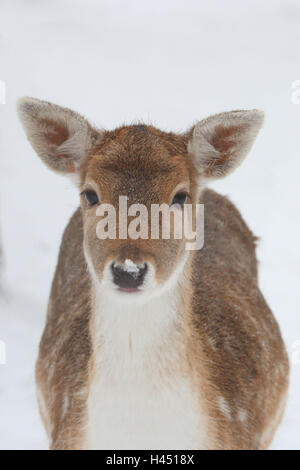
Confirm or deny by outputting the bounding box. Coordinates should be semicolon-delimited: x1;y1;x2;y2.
18;97;263;301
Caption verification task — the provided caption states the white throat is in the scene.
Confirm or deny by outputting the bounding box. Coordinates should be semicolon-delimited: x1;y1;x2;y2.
92;283;182;361
85;263;205;450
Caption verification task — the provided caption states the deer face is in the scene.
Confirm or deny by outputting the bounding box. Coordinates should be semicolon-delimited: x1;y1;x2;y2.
18;98;264;299
79;125;198;298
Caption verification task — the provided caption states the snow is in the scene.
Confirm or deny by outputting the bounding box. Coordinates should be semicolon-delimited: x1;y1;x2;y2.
0;0;299;450
124;259;140;275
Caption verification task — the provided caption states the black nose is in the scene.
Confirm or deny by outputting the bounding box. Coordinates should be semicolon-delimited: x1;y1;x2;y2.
111;262;148;290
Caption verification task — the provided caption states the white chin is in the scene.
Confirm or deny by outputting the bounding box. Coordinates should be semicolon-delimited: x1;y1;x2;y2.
98;279;158;304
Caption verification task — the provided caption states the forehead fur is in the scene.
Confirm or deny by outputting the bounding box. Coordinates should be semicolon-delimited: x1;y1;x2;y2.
80;124;195;203
82;124;190;178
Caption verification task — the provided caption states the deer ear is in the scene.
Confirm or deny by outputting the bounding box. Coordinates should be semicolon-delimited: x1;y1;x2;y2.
17;97;99;174
187;109;264;179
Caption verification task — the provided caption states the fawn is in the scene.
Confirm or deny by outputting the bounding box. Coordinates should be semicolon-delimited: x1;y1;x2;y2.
17;97;289;450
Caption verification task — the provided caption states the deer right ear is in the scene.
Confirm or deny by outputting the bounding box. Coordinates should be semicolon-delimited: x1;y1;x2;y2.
187;109;264;180
17;97;99;175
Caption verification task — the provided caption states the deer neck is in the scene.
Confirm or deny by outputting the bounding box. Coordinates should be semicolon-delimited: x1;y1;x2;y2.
89;256;192;376
85;255;205;451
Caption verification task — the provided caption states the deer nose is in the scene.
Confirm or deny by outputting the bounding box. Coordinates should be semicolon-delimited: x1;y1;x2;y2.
111;260;148;290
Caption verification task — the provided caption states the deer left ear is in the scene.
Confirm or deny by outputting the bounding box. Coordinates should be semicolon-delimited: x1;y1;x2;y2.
17;97;99;175
187;109;264;179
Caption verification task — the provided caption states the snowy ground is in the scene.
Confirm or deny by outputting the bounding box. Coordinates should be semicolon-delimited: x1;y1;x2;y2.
0;0;299;450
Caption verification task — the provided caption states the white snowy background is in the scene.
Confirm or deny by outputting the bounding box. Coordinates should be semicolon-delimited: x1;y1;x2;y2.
0;0;299;450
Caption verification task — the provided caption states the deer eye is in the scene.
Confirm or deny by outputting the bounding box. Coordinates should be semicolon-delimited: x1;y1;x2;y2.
171;192;187;206
84;190;99;206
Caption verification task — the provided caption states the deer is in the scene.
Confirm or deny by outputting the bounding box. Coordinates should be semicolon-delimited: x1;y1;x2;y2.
17;97;289;450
